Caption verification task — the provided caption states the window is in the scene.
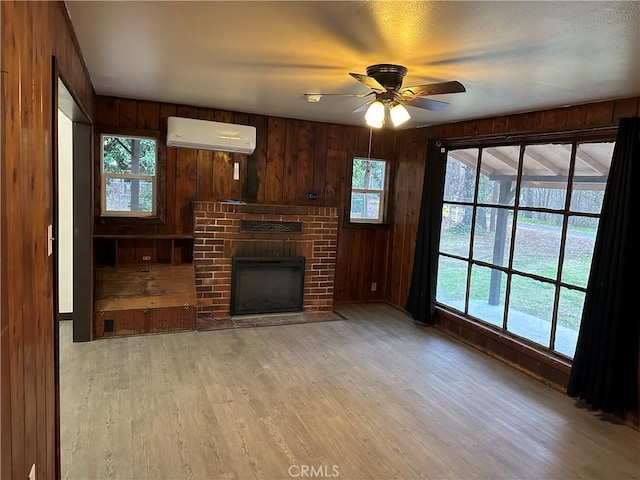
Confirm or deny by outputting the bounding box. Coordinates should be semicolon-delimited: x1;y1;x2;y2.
436;140;614;359
101;134;157;216
350;157;387;223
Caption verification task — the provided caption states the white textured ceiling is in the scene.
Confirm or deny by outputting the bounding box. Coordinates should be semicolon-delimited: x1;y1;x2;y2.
65;1;640;129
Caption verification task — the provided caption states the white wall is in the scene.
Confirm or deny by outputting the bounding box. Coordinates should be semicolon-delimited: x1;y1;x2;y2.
58;109;73;314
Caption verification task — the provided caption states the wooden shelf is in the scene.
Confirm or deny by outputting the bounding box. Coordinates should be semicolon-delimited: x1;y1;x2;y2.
93;234;194;239
93;234;194;266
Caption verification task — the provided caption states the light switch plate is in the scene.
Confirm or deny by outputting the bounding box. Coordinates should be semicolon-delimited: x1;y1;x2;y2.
47;225;53;256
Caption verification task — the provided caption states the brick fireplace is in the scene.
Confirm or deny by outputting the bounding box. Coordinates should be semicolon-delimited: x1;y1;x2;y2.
192;201;339;328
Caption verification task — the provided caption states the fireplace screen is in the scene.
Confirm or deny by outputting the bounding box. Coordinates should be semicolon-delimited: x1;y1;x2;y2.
231;257;305;316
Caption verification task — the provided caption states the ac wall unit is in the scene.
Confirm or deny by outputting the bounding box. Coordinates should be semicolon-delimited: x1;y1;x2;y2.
166;116;256;154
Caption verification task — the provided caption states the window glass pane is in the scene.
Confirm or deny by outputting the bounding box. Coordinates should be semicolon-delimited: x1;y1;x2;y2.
351;192;381;221
350;193;364;218
105;178;154;213
351;158;386;223
362;192;381;220
444;148;478;202
507;275;554;347
570;142;614;214
102;135;156;175
437;137;612;360
472;207;513;267
440;203;472;258
512;211;562;280
554;287;585;358
561;216;599;288
478;146;519;205
436;256;468;312
352;158;385;190
468;265;506;328
520;144;571;209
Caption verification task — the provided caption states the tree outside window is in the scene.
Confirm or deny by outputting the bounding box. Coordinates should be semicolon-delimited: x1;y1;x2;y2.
437;141;614;359
350;158;387;223
101;134;157;216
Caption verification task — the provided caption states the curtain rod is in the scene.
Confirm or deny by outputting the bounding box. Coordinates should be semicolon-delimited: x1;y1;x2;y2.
442;125;619;148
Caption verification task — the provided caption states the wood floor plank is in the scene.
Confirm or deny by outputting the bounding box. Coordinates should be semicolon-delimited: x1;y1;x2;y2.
60;304;640;480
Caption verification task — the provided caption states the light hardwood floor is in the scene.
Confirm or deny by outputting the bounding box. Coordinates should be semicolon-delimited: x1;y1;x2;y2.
60;304;640;480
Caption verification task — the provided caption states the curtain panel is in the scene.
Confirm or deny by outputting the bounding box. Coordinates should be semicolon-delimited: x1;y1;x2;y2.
567;117;639;418
405;140;447;325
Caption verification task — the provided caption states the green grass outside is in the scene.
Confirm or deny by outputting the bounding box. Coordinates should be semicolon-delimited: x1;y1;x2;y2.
438;217;596;332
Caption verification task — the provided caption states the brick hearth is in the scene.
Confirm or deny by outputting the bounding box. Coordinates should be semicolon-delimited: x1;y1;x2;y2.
192;201;339;327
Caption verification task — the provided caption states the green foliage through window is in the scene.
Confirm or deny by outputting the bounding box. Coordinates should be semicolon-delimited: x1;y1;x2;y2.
101;134;157;216
437;140;614;359
350;158;386;223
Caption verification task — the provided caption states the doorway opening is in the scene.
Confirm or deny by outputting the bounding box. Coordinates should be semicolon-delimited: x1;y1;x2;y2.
54;73;92;479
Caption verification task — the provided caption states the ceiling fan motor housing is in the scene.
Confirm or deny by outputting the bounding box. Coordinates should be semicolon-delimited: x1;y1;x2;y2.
366;64;408;91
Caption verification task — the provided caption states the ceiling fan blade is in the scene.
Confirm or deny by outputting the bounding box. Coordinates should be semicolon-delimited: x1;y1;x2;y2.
304;92;373;98
400;80;466;97
349;72;386;92
352;100;373;113
403;97;450;111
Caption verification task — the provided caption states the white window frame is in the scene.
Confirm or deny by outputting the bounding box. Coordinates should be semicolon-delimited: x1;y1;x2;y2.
350;157;388;224
100;133;157;217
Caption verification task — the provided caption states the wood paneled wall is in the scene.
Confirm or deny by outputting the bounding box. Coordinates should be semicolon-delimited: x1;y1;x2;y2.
0;2;94;479
386;96;640;309
93;96;397;304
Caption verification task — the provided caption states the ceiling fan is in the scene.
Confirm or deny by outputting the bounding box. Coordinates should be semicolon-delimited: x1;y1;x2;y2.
304;64;466;127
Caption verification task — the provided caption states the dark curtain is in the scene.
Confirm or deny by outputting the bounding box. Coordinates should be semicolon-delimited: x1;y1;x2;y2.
405;140;447;325
567;117;639;417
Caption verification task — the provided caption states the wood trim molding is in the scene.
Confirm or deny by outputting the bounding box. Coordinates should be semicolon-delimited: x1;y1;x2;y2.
58;1;95;99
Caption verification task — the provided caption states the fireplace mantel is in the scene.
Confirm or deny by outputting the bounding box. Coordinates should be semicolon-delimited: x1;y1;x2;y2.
192;201;339;324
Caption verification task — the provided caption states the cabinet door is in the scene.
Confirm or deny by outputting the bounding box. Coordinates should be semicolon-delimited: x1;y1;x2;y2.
172;305;196;331
94;309;136;337
94;311;106;337
134;308;154;334
151;308;172;333
149;306;196;332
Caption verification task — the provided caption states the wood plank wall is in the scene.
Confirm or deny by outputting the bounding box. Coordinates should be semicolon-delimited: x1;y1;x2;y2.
0;2;94;479
93;96;397;304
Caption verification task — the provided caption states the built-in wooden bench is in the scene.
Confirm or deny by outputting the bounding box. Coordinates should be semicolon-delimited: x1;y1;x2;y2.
93;232;197;338
94;263;197;338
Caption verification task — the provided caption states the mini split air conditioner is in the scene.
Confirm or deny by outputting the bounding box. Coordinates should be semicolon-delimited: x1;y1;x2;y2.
166;116;256;155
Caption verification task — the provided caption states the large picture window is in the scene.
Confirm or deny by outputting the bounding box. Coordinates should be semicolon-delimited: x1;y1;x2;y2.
350;157;387;223
436;140;614;359
100;134;157;217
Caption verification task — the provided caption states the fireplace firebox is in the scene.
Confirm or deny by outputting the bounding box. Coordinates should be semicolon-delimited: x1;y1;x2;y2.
231;257;305;316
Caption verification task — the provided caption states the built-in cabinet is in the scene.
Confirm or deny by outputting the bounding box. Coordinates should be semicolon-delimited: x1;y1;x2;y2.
92;235;196;338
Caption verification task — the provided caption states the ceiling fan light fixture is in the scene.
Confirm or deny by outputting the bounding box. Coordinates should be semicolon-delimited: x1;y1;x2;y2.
390;103;410;127
365;100;385;128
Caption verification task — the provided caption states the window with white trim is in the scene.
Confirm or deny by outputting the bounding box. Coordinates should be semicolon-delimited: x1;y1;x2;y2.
350;157;387;223
101;134;157;217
